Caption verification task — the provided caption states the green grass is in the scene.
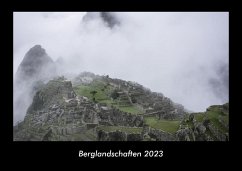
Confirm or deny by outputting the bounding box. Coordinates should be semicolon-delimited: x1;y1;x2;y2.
206;111;228;133
193;106;229;134
73;81;144;115
73;82;110;102
114;105;143;114
194;113;206;122
97;126;143;133
144;116;180;133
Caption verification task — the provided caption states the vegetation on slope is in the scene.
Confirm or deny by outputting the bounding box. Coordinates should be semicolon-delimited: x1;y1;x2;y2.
144;116;180;133
73;79;143;114
177;103;229;141
194;104;229;134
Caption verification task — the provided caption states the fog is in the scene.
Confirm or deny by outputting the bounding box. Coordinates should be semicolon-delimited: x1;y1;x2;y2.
14;12;229;123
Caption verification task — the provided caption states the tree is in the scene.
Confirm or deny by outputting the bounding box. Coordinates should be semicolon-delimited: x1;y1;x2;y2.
110;89;119;100
90;90;97;102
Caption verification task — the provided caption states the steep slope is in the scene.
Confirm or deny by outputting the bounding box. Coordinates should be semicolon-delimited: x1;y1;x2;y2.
14;73;187;141
14;45;56;124
13;72;228;141
176;103;229;141
15;45;56;83
13;76;144;141
14;76;95;141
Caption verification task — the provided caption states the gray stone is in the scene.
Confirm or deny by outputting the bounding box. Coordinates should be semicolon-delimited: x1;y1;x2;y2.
127;133;142;141
97;130;109;141
108;130;127;141
196;123;206;134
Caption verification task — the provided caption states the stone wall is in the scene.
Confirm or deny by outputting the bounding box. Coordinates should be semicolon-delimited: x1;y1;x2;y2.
97;127;174;141
51;124;87;135
98;108;144;127
148;128;176;141
97;130;143;141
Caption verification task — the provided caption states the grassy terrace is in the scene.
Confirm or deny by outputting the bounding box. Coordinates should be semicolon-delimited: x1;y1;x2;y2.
144;116;180;133
97;125;143;133
73;80;144;114
73;81;109;101
115;106;143;114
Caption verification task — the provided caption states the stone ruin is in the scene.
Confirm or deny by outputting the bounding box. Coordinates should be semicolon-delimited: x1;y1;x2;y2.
13;75;189;141
96;125;176;141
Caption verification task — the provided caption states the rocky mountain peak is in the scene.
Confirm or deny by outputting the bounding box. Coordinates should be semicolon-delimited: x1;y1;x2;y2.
15;45;56;83
26;45;46;57
83;12;120;28
14;45;57;124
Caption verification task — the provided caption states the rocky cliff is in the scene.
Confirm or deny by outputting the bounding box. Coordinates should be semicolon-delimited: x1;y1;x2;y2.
176;103;229;141
15;45;56;83
14;45;57;124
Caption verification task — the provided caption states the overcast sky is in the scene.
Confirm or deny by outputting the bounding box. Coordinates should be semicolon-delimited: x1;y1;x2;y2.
14;12;229;112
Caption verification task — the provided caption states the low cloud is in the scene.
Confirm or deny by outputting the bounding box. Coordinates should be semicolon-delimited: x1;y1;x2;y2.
14;12;229;123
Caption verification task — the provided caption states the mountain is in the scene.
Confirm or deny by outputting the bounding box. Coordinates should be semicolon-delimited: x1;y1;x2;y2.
14;45;56;124
82;12;120;28
15;45;56;83
177;103;229;141
13;73;186;141
13;46;229;141
13;71;229;141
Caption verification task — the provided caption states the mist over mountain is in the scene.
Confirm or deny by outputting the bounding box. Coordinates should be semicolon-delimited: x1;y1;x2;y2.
13;68;229;141
15;45;56;82
209;62;229;102
83;12;120;28
14;12;229;124
14;45;56;124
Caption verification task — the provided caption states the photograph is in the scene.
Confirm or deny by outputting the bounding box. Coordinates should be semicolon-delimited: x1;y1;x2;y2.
13;12;229;141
